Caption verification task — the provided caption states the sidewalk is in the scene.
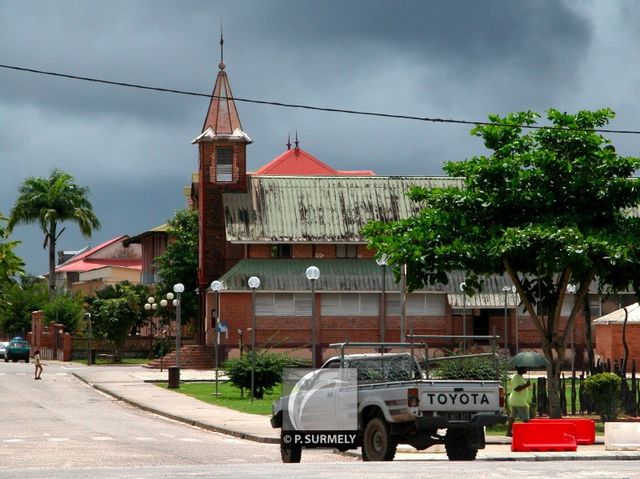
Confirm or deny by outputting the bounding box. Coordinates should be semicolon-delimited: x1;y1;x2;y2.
72;365;640;461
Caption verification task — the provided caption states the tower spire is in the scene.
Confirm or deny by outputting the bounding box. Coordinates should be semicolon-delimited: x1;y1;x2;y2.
287;133;291;150
219;25;225;71
295;130;299;149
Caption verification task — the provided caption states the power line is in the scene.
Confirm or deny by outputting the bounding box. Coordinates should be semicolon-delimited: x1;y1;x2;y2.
2;63;640;135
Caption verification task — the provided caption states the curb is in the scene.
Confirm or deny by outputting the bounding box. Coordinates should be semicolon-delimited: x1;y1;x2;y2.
72;372;279;445
71;372;640;460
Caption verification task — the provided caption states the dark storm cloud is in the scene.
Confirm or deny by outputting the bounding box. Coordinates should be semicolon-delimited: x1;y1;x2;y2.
0;1;637;277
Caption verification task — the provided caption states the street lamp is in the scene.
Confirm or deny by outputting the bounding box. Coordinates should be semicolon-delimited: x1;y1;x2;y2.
305;266;320;368
376;254;388;343
248;276;260;402
502;285;511;358
460;281;467;352
211;280;223;396
173;283;185;377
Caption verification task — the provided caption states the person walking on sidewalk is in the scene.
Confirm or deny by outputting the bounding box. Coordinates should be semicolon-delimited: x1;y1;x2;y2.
34;350;43;380
506;366;532;436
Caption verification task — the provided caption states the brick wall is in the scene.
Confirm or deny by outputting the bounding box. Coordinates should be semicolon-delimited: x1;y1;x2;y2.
198;141;247;286
595;323;640;364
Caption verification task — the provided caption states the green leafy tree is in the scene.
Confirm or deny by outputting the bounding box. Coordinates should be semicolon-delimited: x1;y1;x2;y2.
0;213;24;289
8;169;100;298
0;275;47;337
155;209;198;330
42;292;84;333
86;283;149;360
364;108;640;418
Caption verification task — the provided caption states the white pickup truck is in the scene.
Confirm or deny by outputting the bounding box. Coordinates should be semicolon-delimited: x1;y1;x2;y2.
271;342;506;462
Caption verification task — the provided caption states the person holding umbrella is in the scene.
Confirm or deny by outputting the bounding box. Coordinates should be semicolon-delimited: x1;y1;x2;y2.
506;366;532;437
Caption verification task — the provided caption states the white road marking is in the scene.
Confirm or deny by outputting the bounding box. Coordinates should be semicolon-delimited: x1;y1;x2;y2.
16;373;26;376
47;437;69;442
178;438;201;442
134;437;157;441
91;436;114;441
3;439;24;443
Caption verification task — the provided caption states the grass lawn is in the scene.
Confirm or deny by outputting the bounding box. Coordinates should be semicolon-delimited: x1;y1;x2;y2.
72;357;151;366
156;381;279;416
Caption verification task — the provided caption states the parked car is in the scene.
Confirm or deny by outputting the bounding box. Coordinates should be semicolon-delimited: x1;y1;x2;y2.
0;341;9;360
5;337;30;363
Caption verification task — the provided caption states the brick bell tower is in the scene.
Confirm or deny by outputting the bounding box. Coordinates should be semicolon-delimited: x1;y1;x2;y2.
192;35;251;340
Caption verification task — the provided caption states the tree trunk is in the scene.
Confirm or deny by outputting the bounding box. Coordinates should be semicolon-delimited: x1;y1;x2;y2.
543;341;563;418
582;294;595;373
622;307;629;375
48;220;56;299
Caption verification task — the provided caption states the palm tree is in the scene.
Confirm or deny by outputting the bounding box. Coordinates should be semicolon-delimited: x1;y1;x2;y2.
8;169;100;297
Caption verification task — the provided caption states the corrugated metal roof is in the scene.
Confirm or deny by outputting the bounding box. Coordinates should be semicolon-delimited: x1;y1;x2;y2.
223;176;463;242
216;259;450;293
446;272;519;309
593;303;640;325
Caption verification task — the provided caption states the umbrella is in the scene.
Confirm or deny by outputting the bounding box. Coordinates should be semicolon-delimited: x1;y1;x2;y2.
509;351;549;369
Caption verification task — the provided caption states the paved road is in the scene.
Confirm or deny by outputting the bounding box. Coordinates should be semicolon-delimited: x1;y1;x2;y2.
0;361;352;478
3;361;640;479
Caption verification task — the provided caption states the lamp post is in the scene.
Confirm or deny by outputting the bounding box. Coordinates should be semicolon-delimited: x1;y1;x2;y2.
460;282;467;352
211;280;223;396
305;266;320;368
567;283;577;372
248;276;260;402
502;285;511;358
171;283;184;388
376;254;388;343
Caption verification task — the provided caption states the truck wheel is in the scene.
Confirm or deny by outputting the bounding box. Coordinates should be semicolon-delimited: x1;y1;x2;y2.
363;417;396;461
25;357;29;363
280;432;302;463
445;429;478;461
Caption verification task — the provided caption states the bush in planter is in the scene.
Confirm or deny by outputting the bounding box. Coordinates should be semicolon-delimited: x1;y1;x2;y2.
223;351;310;399
584;372;621;422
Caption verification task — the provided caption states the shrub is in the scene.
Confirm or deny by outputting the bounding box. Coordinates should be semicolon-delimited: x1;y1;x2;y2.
223;351;310;399
431;356;508;381
584;372;621;422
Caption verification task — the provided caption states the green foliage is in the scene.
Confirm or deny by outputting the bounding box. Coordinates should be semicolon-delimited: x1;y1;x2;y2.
363;108;640;417
584;372;621;422
43;292;83;333
223;351;310;399
85;283;149;359
153;336;173;358
155;209;199;328
0;213;24;288
0;275;47;337
431;356;508;381
8;169;100;297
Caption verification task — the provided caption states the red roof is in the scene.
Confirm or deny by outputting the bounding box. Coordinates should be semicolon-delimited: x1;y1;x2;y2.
202;64;243;135
55;236;142;273
253;147;375;176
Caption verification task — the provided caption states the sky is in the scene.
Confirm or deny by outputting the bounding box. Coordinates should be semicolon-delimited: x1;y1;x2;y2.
2;0;640;276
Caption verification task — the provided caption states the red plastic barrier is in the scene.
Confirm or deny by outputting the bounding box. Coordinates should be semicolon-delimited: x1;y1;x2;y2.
512;422;577;452
531;418;596;445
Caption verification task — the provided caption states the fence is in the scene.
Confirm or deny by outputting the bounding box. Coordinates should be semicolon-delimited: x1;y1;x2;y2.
534;358;639;417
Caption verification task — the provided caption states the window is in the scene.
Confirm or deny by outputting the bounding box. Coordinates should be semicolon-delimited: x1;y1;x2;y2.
271;244;292;258
216;147;233;182
336;244;357;258
255;293;312;316
321;293;379;316
386;293;446;316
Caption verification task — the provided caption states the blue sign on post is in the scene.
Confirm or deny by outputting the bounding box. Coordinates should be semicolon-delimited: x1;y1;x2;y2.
217;321;228;333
